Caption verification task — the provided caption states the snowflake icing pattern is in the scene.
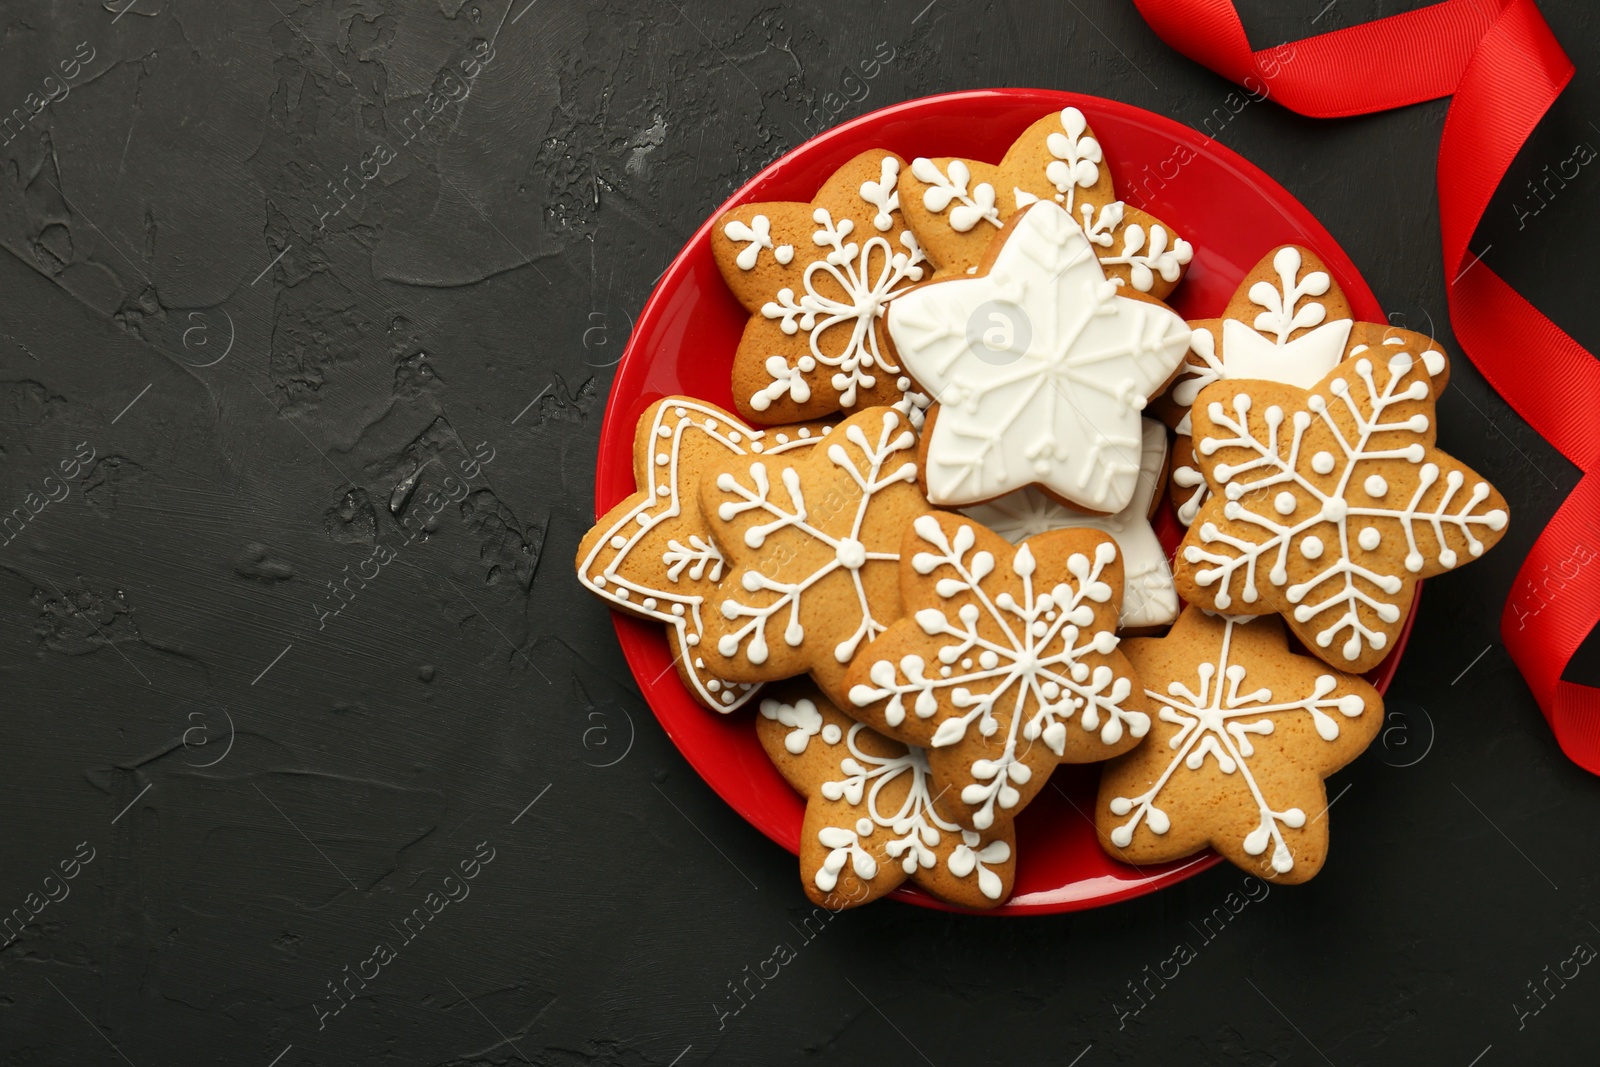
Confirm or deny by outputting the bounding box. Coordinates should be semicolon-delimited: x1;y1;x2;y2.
703;408;922;698
1102;611;1378;878
1180;353;1508;669
757;207;927;414
848;513;1147;830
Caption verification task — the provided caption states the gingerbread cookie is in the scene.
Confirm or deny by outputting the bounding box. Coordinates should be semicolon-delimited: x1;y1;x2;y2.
756;681;1016;909
846;512;1148;831
963;418;1177;629
886;200;1191;512
712;151;931;425
576;398;830;711
1096;608;1381;883
1177;351;1509;672
696;405;929;705
899;106;1193;298
1162;245;1452;524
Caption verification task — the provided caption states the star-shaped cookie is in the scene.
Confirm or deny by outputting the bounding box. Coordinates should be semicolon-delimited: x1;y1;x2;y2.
756;680;1016;909
897;106;1193;298
576;398;829;711
886;200;1191;513
1176;352;1508;672
1096;608;1381;883
712;151;930;425
846;512;1148;831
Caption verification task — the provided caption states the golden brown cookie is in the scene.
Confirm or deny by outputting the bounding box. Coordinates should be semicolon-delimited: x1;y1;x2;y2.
712;151;930;425
1176;351;1509;673
1159;245;1452;524
898;106;1193;298
695;405;930;706
575;398;831;710
845;511;1147;831
756;680;1015;909
1096;608;1382;883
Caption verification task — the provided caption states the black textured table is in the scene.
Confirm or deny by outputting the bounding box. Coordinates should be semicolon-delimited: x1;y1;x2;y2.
3;1;1599;1063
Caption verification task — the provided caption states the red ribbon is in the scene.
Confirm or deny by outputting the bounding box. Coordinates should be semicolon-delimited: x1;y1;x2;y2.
1130;0;1600;772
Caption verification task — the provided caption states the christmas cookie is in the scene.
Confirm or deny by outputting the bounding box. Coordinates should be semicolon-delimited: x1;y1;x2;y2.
963;418;1178;629
1096;608;1381;883
898;106;1193;297
1161;245;1452;524
846;511;1148;831
712;151;930;425
696;406;929;706
756;681;1016;909
1176;351;1509;672
886;199;1191;513
576;398;830;711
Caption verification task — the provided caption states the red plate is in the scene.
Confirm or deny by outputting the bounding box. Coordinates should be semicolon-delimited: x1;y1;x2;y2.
594;89;1411;914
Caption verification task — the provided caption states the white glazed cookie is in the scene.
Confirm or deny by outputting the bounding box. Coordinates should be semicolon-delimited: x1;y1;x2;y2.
898;106;1194;298
756;681;1016;910
712;151;931;426
963;418;1177;628
846;512;1148;831
1176;351;1508;673
886;200;1190;513
575;398;829;711
1096;607;1382;883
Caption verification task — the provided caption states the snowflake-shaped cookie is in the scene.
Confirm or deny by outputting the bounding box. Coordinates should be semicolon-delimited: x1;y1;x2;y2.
1096;608;1381;883
1160;245;1452;525
886;199;1191;512
1177;352;1509;672
962;418;1177;629
712;151;930;425
697;406;928;705
576;398;831;711
846;512;1148;830
898;107;1193;298
756;682;1016;909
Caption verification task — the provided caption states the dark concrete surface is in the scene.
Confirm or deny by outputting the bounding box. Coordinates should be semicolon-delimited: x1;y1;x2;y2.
2;1;1599;1064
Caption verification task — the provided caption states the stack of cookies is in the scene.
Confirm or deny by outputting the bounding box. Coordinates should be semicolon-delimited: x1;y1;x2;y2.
577;107;1511;910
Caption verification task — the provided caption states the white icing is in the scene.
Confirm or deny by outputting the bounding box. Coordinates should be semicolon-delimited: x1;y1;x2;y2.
1078;200;1123;248
887;200;1189;511
712;409;918;665
813;721;1009;899
1107;615;1367;875
757;208;926;412
848;516;1148;830
1184;356;1509;661
962;419;1177;628
662;534;723;582
759;695;823;754
1098;222;1194;294
1044;106;1102;212
1169;248;1354;436
1172;452;1209;527
724;214;794;271
575;401;824;712
910;157;1002;233
858;156;901;232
